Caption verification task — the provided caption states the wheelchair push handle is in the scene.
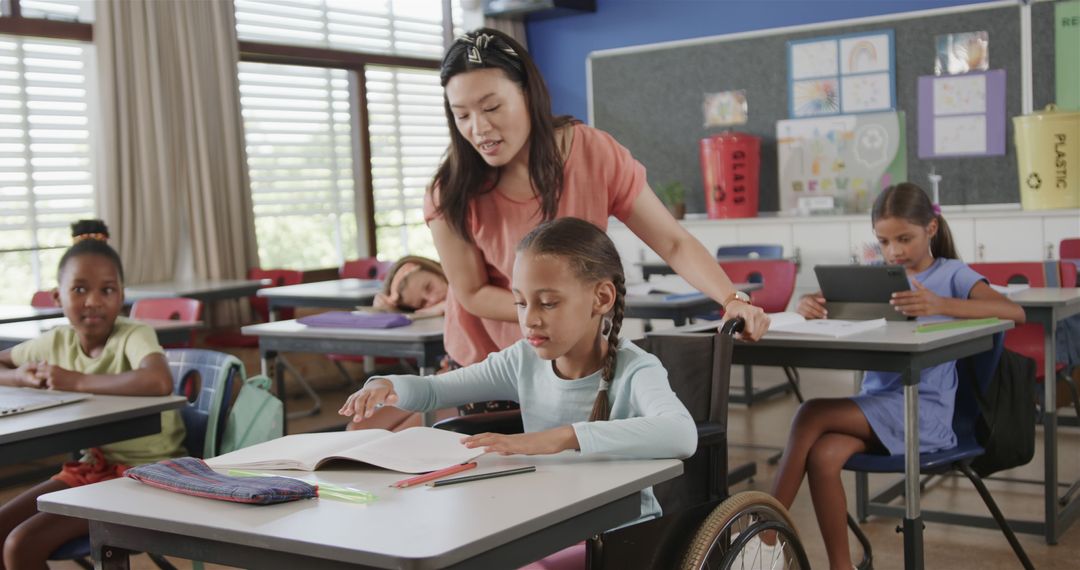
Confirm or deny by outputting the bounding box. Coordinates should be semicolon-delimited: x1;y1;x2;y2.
720;317;745;337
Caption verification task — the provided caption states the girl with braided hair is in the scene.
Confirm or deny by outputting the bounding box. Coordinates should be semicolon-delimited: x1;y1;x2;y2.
426;27;769;376
342;218;696;523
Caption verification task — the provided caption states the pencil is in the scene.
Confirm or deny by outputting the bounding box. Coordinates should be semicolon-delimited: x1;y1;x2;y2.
426;466;536;488
391;462;477;488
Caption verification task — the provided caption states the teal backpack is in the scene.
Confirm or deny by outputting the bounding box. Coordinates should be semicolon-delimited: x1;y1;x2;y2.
219;374;284;454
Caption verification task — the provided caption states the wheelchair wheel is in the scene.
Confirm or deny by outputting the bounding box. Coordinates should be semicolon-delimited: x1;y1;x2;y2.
680;491;810;570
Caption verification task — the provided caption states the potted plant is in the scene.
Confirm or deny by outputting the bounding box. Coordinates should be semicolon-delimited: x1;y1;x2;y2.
655;181;687;220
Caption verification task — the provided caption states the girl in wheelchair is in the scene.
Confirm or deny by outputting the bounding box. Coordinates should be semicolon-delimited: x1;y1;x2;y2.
341;217;697;568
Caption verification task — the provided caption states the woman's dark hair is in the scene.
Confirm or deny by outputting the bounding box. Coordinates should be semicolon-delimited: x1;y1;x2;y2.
871;182;959;260
58;219;124;282
432;27;576;243
517;218;624;422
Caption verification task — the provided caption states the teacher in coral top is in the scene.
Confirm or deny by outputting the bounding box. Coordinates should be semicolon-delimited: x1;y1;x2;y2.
427;28;769;370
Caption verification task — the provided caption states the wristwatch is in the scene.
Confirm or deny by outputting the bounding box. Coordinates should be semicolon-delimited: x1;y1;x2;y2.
723;290;751;309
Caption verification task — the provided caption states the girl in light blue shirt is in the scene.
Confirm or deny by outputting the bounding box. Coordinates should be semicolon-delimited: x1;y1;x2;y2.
340;217;698;525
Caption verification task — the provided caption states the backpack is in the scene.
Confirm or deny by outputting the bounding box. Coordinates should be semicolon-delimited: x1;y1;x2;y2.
970;349;1037;478
218;374;284;455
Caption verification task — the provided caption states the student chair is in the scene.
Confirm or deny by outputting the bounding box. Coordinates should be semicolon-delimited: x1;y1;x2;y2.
30;290;58;307
49;349;245;569
1061;238;1080;260
969;261;1080;417
715;244;783;260
203;268;304;349
717;259;803;406
340;257;392;280
1062;260;1078;288
130;297;204;348
843;333;1034;570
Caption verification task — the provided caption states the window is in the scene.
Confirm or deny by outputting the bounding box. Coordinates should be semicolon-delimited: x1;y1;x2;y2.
0;36;95;304
238;62;358;270
17;0;94;22
367;65;447;261
235;0;450;268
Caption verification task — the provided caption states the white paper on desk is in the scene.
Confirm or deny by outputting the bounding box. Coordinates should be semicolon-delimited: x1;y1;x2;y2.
626;275;698;296
669;311;804;334
770;315;886;338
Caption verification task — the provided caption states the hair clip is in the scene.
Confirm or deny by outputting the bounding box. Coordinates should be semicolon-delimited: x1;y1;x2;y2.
598;380;611;392
73;232;108;243
931;203;942;216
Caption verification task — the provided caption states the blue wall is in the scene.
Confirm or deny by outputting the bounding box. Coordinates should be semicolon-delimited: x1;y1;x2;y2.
526;0;999;121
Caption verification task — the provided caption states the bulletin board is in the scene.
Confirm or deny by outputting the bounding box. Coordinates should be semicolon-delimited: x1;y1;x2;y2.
587;0;1059;213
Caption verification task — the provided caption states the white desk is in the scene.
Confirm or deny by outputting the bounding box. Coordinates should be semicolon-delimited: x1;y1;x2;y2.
656;318;1012;570
257;279;383;316
125;279;265;304
0;304;63;324
1;393;186;467
38;454;681;569
0;317;201;351
1007;287;1080;544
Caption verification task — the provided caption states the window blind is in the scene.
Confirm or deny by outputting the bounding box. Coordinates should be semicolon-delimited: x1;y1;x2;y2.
0;36;94;303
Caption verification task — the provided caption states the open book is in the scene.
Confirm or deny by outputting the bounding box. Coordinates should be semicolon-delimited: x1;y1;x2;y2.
204;427;483;473
766;312;886;338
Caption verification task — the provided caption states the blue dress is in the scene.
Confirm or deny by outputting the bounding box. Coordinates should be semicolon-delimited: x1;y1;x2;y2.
851;258;986;455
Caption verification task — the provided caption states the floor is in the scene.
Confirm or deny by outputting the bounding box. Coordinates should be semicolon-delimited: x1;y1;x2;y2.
3;319;1078;569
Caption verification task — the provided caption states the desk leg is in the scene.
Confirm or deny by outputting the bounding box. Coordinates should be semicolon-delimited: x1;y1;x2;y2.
92;524;132;570
903;369;924;570
1043;309;1060;544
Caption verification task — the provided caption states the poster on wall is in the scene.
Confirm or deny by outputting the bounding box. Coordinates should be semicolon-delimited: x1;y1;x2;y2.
917;69;1006;158
1057;0;1080;110
787;30;895;118
934;31;990;76
703;90;748;127
777;111;907;214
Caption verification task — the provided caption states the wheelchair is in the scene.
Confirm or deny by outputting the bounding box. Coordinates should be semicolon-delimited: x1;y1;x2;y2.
436;319;810;569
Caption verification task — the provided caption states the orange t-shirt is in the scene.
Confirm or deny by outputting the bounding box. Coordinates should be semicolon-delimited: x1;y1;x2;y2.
424;123;646;365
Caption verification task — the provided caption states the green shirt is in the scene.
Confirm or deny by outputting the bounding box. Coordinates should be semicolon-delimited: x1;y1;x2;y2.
11;317;186;466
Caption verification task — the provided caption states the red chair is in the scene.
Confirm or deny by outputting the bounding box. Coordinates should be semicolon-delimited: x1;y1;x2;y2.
717;259;803;405
970;261;1080;416
31;290;58;308
1061;238;1080;260
204;268;304;349
340;258;392;280
1061;261;1077;288
130;297;203;348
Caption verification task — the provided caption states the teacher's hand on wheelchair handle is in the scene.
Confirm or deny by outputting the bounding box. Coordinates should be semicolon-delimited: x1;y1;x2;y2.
339;379;399;421
723;299;770;341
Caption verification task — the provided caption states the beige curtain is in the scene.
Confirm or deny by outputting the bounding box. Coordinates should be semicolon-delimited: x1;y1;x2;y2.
95;0;257;290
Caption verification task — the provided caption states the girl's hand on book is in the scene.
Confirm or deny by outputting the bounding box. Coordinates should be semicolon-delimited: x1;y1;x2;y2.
890;278;944;317
797;292;828;319
339;379;399;421
461;426;578;456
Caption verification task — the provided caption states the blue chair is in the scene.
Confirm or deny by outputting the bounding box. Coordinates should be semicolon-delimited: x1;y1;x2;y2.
49;349;245;568
842;333;1034;570
716;244;783;261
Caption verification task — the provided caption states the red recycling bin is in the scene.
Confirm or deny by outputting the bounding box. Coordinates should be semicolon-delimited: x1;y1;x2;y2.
699;132;760;219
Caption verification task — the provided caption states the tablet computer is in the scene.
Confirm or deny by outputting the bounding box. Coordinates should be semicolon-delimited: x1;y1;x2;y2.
813;264;913;321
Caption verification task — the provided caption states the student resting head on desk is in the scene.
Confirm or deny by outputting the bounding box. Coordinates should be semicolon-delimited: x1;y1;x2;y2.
761;183;1025;570
0;219;184;569
340;217;697;570
425;27;768;375
372;255;448;318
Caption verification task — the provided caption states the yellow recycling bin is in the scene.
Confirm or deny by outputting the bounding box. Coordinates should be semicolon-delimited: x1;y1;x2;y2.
1013;105;1080;210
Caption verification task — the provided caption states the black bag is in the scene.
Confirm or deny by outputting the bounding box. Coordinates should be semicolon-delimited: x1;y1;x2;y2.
970;349;1037;478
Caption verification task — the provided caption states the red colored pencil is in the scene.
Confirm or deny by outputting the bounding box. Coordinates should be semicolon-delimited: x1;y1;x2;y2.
391;462;477;489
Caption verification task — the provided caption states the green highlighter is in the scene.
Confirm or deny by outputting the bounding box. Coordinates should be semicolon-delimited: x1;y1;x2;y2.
915;317;1000;334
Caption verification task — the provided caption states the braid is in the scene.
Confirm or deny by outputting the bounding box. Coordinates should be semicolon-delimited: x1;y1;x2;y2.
590;273;624;422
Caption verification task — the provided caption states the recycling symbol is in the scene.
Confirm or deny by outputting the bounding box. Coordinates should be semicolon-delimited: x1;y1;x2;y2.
1026;173;1042;189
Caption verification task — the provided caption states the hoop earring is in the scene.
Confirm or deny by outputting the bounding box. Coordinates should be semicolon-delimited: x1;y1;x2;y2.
601;315;613;337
